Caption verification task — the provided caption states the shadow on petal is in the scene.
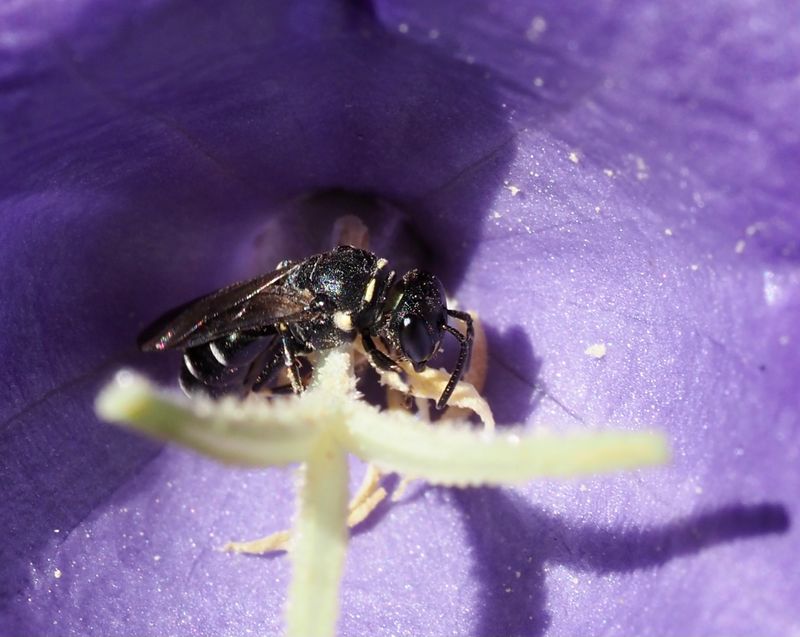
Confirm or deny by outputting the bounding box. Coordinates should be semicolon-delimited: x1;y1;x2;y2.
454;488;790;637
483;324;543;425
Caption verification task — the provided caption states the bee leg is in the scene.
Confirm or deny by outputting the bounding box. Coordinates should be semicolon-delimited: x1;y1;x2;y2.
222;464;387;555
244;337;284;394
278;325;304;393
445;309;474;371
222;530;293;555
436;310;474;410
346;463;387;526
262;383;296;395
360;330;402;374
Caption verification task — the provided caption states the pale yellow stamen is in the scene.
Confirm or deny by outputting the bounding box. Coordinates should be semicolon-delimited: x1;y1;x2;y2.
96;349;668;637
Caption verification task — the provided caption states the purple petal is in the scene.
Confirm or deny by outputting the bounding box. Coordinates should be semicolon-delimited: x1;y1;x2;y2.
2;1;798;636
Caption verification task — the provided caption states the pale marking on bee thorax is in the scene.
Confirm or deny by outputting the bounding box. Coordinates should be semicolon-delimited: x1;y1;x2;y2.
333;311;354;332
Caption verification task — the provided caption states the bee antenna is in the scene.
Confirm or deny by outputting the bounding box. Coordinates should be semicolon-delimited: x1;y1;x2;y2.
436;309;474;409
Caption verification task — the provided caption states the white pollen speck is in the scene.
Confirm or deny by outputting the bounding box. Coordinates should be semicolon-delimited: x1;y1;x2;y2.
533;76;544;87
634;155;649;180
664;228;673;236
746;222;764;236
763;270;781;305
584;343;607;359
505;184;521;196
690;264;700;271
153;555;162;562
398;23;409;34
735;239;746;254
594;206;601;213
525;16;548;41
568;151;580;164
692;191;705;208
603;168;615;177
53;569;62;579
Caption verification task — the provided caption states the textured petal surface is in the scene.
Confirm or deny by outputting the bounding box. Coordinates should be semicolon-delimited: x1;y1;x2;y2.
1;1;798;636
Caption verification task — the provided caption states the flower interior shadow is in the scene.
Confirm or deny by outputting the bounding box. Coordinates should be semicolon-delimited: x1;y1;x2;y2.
2;0;626;632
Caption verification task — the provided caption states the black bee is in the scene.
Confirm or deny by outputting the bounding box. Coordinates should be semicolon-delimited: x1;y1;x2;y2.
138;245;473;409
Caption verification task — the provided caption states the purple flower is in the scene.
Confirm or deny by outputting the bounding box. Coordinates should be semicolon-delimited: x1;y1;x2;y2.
2;1;797;635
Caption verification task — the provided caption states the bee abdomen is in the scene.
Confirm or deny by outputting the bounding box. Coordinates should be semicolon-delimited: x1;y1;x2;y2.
208;332;267;367
179;332;270;397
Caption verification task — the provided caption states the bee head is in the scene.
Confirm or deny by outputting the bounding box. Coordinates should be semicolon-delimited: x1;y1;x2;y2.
382;270;448;371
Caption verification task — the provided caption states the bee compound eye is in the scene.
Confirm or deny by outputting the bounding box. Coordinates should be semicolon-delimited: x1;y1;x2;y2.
399;315;435;366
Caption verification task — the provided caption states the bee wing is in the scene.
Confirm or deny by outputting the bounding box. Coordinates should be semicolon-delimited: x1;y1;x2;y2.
138;264;316;351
